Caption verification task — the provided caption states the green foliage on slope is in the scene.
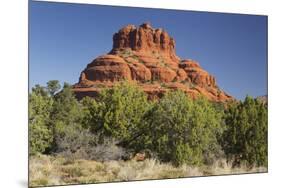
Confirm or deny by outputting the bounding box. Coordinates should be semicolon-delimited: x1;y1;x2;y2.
29;81;267;168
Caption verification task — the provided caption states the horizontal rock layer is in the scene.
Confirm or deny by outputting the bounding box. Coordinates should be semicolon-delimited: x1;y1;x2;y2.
73;23;233;102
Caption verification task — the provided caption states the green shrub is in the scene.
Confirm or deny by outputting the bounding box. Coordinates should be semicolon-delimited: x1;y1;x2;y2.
144;91;224;166
82;82;151;148
50;83;84;152
222;96;268;167
29;87;53;155
47;80;61;96
81;96;105;133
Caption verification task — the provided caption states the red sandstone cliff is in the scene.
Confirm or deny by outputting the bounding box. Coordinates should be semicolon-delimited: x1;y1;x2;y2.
73;23;233;102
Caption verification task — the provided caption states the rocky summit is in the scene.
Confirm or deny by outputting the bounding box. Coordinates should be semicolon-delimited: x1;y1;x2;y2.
73;23;233;102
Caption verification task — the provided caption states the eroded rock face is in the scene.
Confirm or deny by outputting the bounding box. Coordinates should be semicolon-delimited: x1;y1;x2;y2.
180;59;216;87
82;55;132;82
73;23;233;102
111;23;180;64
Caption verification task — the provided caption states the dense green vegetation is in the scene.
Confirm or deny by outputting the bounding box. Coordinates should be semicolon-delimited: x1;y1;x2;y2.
29;85;54;155
222;96;268;167
137;91;224;166
29;80;267;168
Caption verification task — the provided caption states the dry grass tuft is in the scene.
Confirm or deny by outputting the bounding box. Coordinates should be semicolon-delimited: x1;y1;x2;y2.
29;155;267;187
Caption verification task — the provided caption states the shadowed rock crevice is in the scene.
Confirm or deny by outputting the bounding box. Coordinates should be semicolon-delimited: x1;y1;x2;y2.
73;23;233;102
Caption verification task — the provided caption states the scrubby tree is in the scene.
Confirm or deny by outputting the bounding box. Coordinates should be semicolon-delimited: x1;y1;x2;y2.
222;96;268;167
50;82;84;152
81;82;151;147
144;91;224;166
47;80;61;96
31;84;48;97
29;85;53;155
81;96;105;132
51;82;82;124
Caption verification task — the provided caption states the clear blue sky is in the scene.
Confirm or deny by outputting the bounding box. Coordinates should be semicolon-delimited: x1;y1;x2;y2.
29;1;267;100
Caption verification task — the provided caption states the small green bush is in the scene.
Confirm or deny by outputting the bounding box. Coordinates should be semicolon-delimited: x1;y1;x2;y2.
144;91;224;166
222;96;268;167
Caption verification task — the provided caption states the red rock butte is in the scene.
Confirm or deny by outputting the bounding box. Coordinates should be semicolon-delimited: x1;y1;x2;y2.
73;23;233;102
